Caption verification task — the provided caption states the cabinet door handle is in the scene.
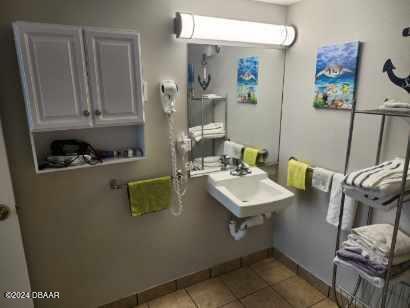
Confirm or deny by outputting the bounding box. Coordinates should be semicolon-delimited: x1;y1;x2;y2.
0;205;10;221
95;110;102;116
83;110;90;117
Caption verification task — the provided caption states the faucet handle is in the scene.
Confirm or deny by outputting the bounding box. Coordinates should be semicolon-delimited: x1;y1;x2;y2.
221;155;230;171
221;154;230;161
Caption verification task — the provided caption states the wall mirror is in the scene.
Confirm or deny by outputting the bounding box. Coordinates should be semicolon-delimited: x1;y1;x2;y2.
187;43;285;177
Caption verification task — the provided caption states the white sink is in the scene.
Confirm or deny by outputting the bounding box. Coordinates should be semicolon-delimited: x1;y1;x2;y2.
208;167;294;218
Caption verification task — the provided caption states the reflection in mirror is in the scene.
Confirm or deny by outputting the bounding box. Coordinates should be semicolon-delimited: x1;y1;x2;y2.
187;44;285;177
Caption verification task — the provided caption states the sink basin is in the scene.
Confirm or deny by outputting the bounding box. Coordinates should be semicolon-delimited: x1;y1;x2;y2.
208;167;294;218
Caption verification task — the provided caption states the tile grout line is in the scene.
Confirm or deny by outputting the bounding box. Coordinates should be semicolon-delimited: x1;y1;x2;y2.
252;259;298;308
247;261;297;287
306;297;328;308
233;259;298;308
214;276;238;308
269;257;333;307
218;275;241;301
239;285;273;302
267;284;299;308
184;287;199;308
218;269;267;306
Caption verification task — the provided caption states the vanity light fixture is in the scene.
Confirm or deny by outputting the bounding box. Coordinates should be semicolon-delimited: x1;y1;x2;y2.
174;12;296;47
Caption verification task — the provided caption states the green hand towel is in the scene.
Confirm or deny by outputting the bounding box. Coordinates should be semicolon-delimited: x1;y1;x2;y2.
128;176;171;216
287;159;309;190
243;147;259;166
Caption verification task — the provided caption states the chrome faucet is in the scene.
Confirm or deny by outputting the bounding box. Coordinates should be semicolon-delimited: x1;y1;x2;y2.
230;159;251;176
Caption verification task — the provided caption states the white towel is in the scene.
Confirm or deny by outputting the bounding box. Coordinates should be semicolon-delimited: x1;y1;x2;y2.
202;94;224;100
345;158;410;198
189;122;225;142
352;224;410;258
326;173;357;231
191;132;225;143
189;122;224;132
333;256;385;288
312;167;334;192
346;234;410;266
193;156;222;168
224;141;243;159
343;185;410;210
378;105;410;113
383;99;410;109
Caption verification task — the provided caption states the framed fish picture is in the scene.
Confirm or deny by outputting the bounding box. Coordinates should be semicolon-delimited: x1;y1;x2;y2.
313;41;360;110
237;56;259;104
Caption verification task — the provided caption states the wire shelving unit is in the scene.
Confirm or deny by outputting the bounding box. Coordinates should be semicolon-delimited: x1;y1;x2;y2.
331;101;410;308
187;92;228;171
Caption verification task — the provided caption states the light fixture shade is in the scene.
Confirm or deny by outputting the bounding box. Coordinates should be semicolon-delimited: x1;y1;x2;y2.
174;12;296;47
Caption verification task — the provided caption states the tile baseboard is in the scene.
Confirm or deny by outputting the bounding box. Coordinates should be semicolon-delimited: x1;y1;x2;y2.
99;247;272;307
99;246;335;308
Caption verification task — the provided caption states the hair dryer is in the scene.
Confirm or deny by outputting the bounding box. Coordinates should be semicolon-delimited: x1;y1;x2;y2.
160;80;189;216
160;80;179;114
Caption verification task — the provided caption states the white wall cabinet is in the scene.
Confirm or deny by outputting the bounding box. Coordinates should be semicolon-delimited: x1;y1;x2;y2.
13;22;146;173
13;22;93;131
84;28;144;127
13;22;145;132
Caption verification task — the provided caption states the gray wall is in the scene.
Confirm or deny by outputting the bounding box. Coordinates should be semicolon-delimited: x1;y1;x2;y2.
188;44;284;163
274;0;410;303
0;1;287;307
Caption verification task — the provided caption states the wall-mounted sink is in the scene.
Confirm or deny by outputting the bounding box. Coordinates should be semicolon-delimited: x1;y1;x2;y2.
208;167;294;218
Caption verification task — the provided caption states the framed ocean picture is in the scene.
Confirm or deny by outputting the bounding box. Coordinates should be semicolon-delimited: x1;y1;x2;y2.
237;56;259;104
313;41;360;110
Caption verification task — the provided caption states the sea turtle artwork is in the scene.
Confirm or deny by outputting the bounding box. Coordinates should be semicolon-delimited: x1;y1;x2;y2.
382;27;410;94
237;56;259;104
313;41;360;110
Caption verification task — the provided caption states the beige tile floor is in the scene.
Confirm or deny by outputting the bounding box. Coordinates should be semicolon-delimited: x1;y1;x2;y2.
134;257;338;308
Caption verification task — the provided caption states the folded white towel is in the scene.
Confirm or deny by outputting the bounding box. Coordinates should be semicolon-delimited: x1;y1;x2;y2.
202;94;224;100
334;256;385;288
193;156;222;167
189;122;224;132
345;158;410;198
383;100;410;109
343;185;410;210
224;141;243;159
190;132;225;142
352;224;410;258
347;234;410;266
312;167;334;192
189;123;225;142
326;173;357;231
378;105;410;113
198;156;221;163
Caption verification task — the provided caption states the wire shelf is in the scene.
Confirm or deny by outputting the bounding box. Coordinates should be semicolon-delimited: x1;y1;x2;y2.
355;109;410;118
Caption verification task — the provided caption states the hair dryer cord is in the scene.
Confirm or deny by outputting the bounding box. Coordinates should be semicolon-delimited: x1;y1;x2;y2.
167;113;188;216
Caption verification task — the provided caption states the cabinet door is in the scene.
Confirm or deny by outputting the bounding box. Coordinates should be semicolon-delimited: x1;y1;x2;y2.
13;22;93;131
84;28;144;127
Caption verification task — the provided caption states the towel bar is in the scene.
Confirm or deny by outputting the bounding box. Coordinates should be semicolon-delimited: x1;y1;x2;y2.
110;175;179;190
288;156;313;172
288;156;342;174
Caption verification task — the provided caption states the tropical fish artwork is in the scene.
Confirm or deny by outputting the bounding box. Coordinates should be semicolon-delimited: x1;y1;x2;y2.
313;41;360;110
237;56;259;104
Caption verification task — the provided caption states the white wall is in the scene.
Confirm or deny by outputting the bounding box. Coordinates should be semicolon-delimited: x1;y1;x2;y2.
188;44;285;163
0;1;287;307
275;0;410;304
